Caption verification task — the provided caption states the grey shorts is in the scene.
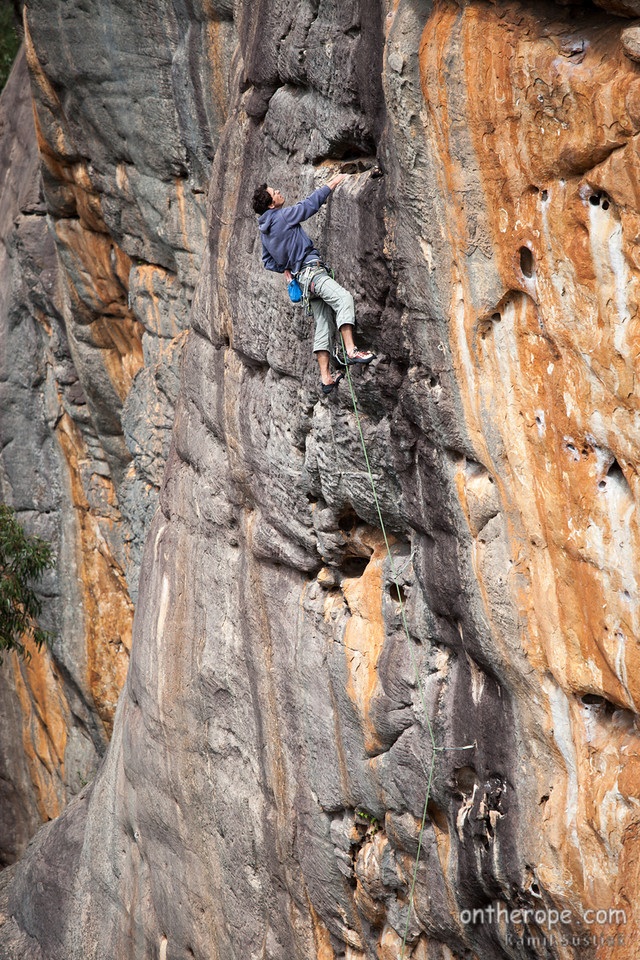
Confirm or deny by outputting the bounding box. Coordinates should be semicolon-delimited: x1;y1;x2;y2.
297;266;355;353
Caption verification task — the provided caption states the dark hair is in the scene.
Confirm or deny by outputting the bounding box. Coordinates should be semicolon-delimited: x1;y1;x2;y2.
252;183;272;215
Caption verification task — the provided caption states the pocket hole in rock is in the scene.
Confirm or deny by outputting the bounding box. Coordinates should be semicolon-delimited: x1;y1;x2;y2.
607;459;625;481
338;510;358;533
600;458;629;491
519;246;535;278
341;556;370;578
453;765;477;796
580;693;616;716
427;800;449;832
389;582;407;604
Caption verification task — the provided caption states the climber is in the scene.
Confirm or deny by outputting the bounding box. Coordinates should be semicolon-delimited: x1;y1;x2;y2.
252;175;376;394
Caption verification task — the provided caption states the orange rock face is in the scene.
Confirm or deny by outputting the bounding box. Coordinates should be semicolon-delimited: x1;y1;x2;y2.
55;413;133;732
418;2;640;954
11;641;69;824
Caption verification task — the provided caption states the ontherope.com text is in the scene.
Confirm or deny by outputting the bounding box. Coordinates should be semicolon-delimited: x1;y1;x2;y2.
460;905;626;932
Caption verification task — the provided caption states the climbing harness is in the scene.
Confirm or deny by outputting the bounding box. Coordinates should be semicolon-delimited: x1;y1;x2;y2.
295;260;334;317
338;337;474;958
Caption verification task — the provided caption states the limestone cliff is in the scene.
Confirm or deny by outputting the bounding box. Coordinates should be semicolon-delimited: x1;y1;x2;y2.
0;0;234;866
1;1;640;959
0;46;134;866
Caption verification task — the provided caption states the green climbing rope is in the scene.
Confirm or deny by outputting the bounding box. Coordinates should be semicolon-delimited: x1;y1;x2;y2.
339;344;437;958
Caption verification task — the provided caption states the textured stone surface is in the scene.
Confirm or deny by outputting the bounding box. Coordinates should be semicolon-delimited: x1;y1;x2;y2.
0;0;237;867
2;0;640;959
622;23;640;61
413;6;640;956
22;0;230;592
0;49;130;866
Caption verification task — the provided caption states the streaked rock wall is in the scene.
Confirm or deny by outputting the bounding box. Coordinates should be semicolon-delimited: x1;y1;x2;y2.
0;0;236;866
0;48;132;866
1;1;640;959
417;5;640;952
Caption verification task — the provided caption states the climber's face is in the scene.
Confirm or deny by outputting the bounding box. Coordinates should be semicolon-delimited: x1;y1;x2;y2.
267;187;284;209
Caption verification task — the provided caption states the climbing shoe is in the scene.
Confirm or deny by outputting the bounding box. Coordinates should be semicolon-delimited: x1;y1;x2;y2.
346;348;376;365
321;371;344;395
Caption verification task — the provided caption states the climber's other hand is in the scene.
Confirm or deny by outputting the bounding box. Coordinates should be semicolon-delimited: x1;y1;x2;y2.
328;173;348;190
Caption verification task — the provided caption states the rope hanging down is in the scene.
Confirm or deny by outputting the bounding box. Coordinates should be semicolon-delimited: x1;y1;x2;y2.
338;341;473;958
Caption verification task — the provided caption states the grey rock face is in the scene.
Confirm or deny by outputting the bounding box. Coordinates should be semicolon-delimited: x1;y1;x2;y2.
621;23;640;61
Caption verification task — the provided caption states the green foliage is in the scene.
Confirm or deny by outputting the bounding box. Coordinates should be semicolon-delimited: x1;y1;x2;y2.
0;5;20;95
356;808;380;836
0;504;55;662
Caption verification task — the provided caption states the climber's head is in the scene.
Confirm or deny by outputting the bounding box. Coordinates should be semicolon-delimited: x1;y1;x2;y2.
266;187;284;209
252;183;271;215
252;183;284;215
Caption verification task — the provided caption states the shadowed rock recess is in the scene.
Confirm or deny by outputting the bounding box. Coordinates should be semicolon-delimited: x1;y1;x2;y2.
1;0;640;957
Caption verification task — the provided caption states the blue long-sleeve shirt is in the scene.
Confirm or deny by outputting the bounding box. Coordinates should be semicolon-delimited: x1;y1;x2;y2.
258;185;331;274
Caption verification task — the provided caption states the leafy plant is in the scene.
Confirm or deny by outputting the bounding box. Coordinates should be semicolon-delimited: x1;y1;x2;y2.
0;5;20;95
356;808;380;836
0;504;55;662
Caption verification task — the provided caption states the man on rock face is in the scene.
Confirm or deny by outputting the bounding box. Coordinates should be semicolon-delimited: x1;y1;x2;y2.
253;175;375;394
